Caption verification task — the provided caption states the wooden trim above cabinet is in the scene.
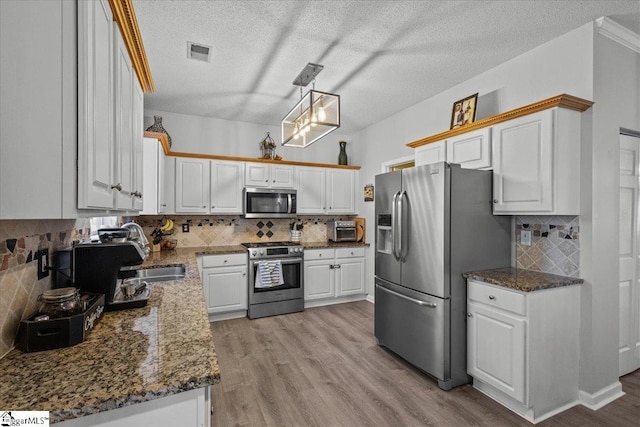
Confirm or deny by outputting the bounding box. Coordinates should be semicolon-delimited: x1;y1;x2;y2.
109;0;155;93
142;131;360;170
407;94;593;148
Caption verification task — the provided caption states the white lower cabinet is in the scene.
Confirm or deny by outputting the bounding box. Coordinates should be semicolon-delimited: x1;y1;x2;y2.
56;386;210;427
304;247;365;307
200;253;248;321
466;279;581;423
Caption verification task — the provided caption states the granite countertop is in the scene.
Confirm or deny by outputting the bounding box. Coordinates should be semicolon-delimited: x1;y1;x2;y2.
303;241;369;249
0;248;220;424
463;267;584;292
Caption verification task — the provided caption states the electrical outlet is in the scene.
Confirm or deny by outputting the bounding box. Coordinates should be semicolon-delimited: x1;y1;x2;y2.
182;223;190;233
37;248;49;280
521;230;532;246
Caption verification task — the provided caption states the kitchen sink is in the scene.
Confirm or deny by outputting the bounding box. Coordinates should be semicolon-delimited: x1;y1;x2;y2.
135;264;186;282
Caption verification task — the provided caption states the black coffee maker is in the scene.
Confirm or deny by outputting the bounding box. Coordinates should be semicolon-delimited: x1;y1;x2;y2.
54;239;148;310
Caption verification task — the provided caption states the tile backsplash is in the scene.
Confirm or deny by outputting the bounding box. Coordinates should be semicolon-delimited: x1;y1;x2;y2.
132;215;352;247
515;215;580;277
0;219;90;358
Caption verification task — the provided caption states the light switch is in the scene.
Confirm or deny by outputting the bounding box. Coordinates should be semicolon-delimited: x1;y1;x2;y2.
521;230;532;246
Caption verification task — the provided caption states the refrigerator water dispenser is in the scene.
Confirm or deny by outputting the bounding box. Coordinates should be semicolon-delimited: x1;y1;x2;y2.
376;214;393;254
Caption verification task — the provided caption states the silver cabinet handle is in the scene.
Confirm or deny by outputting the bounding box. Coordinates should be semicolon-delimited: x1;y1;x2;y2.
376;284;437;308
265;179;268;182
329;265;333;269
223;260;228;263
318;254;322;257
467;313;473;317
333;264;341;269
493;199;498;204
111;183;122;191
272;180;275;183
489;295;496;300
202;205;206;208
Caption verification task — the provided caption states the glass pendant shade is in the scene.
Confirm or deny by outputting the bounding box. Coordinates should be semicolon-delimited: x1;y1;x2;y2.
282;90;340;148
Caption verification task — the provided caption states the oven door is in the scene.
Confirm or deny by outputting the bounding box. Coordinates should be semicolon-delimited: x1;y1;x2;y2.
248;257;303;304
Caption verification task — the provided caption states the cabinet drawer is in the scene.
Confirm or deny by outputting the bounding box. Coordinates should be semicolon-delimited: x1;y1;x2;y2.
304;249;335;261
468;280;526;316
335;247;365;258
201;253;247;268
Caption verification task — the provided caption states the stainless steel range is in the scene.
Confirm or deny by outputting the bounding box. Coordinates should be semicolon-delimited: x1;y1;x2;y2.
242;241;304;319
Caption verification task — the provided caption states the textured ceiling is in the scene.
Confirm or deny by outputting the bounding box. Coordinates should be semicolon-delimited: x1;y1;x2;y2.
134;0;639;136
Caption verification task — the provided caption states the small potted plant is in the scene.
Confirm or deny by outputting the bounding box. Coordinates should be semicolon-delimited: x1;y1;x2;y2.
260;132;276;159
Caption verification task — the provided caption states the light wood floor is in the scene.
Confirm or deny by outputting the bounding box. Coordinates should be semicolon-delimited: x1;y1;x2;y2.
210;301;640;426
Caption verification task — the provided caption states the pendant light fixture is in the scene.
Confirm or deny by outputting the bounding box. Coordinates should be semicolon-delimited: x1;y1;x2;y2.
281;63;340;148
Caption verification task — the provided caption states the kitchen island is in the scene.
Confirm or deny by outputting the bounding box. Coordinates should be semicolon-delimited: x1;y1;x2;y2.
0;248;226;425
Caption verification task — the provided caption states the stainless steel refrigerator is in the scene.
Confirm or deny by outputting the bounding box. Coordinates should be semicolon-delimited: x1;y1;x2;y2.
374;162;511;390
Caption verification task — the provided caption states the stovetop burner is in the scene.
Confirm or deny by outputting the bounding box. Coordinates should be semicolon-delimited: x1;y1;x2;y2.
241;241;300;249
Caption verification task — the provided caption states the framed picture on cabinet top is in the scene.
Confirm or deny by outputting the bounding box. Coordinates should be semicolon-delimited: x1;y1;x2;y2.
450;93;478;129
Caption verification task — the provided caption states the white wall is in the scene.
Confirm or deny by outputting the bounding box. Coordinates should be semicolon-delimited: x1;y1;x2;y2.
353;22;595;305
144;109;354;166
578;31;640;397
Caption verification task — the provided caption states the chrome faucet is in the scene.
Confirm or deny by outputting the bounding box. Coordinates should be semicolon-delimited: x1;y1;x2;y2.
121;222;150;257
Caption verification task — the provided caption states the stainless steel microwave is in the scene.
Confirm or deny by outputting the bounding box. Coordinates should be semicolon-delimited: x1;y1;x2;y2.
243;188;297;218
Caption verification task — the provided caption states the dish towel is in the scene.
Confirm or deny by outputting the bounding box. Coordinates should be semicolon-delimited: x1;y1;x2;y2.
255;261;284;289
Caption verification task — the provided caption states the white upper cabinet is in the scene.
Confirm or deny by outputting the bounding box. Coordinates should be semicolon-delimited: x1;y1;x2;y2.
297;167;327;214
78;0;116;210
447;128;492;169
415;140;446;166
175;158;209;213
142;137;166;215
297;167;356;215
244;162;294;188
326;169;356;214
78;0;144;212
132;79;144;211
0;0;76;218
210;160;244;214
492;108;580;215
113;23;135;210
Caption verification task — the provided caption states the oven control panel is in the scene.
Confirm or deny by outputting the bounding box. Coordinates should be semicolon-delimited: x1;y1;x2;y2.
248;246;303;259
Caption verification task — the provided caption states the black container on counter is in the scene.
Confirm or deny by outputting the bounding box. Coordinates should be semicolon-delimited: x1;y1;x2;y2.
16;293;105;353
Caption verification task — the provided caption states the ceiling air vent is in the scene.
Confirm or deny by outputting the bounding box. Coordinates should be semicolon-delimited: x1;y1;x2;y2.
187;42;212;62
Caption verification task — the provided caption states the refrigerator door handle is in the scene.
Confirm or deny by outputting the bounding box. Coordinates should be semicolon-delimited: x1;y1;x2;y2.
392;191;401;260
376;284;438;308
399;190;408;262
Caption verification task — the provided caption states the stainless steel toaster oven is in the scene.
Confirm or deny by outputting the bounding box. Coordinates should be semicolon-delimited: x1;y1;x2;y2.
327;220;357;242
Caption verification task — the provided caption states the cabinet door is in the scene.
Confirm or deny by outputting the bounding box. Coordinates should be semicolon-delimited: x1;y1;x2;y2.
492;110;553;214
131;78;144;211
297;167;326;213
304;259;334;300
245;163;270;187
415;140;446;166
202;266;248;314
326;169;355;214
78;0;115;209
113;24;134;209
447;128;491;169
335;258;365;296
157;147;166;213
175;158;209;213
210;160;243;214
467;301;526;403
271;164;295;188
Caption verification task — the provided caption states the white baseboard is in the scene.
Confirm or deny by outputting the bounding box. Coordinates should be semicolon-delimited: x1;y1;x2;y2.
208;310;247;322
304;294;366;308
579;381;625;410
366;294;374;304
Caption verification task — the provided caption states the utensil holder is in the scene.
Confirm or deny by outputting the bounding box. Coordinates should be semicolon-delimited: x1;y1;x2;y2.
290;230;302;242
